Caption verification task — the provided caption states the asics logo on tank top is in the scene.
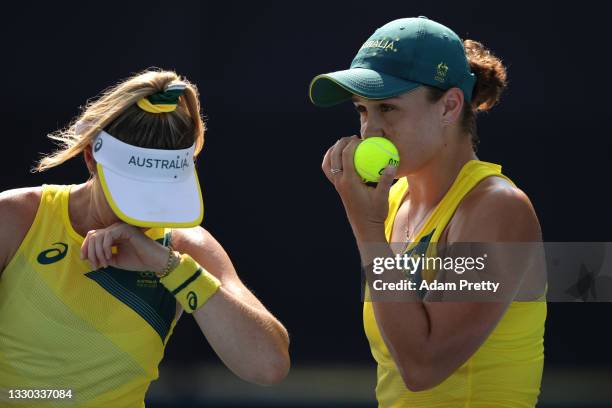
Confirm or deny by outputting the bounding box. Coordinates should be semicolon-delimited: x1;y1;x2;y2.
37;242;69;265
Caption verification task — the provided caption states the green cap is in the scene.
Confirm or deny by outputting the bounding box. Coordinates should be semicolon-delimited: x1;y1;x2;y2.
309;17;476;107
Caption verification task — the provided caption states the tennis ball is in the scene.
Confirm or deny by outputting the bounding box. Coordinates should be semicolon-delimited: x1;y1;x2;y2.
353;137;400;183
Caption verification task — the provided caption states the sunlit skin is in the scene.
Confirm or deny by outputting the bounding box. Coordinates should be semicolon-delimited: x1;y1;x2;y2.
321;86;543;391
0;143;291;386
323;86;478;241
353;86;472;178
73;146;165;270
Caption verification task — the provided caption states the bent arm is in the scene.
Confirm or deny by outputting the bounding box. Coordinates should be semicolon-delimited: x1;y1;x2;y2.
173;227;290;385
360;188;542;391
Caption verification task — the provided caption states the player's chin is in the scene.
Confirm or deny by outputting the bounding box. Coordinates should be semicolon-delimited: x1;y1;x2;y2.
393;165;409;179
399;157;429;177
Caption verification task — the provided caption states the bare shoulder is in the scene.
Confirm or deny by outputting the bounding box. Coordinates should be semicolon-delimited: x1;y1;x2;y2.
460;176;531;208
449;176;542;242
0;186;44;273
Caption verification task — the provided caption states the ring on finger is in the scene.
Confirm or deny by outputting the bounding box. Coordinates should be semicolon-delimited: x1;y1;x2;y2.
330;168;343;175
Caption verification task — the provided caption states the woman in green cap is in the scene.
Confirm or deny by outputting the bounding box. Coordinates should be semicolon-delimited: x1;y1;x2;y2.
311;17;545;407
0;69;289;407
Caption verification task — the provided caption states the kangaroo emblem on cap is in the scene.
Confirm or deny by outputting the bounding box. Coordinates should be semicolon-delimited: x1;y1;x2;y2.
435;62;449;83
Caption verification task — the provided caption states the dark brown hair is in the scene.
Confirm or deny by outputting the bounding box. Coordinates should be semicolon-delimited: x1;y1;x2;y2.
426;39;508;151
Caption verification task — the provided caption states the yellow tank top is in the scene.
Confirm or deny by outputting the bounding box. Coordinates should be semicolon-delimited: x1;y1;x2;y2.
363;160;546;408
0;184;179;407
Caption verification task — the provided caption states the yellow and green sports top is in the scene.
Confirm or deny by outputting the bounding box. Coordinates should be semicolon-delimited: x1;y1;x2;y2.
363;160;546;408
0;184;179;407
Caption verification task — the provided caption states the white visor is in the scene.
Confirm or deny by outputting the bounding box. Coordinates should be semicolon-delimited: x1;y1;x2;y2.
92;130;203;227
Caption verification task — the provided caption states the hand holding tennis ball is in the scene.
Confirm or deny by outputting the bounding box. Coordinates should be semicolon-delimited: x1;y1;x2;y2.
353;137;400;184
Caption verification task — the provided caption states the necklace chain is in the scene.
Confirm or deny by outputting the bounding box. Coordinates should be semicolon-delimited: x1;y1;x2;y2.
405;206;435;243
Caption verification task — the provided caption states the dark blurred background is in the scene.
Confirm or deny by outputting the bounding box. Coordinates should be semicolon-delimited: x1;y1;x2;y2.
1;1;610;407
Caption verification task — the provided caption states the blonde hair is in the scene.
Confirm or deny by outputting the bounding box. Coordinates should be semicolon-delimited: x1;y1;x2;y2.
32;68;205;173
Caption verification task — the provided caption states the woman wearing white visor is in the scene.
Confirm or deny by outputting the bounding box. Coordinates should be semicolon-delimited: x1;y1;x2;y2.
0;69;289;407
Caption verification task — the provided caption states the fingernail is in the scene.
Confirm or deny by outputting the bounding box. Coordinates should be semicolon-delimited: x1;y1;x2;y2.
384;165;397;175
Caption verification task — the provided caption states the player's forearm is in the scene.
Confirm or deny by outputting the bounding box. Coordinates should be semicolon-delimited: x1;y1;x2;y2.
369;291;468;390
193;288;290;385
357;233;443;389
371;300;455;391
366;274;435;389
360;239;500;391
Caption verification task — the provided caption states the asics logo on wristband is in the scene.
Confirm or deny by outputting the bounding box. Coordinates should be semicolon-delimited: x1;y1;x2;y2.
187;291;198;310
37;242;68;265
